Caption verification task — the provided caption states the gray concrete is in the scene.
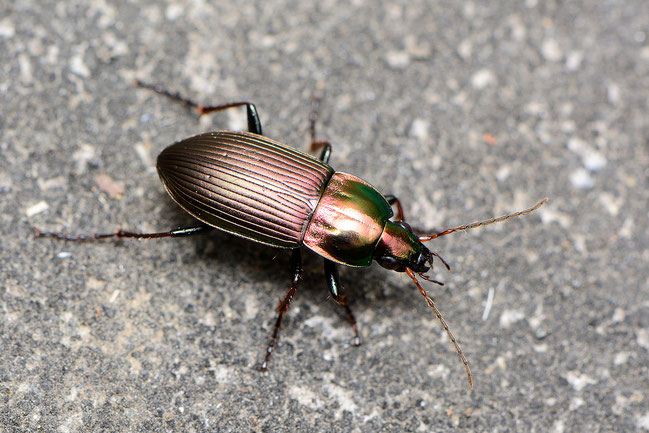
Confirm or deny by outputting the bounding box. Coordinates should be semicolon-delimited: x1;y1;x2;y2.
2;1;648;431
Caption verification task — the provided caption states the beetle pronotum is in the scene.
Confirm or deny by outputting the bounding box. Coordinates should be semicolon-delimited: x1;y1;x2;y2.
37;81;547;387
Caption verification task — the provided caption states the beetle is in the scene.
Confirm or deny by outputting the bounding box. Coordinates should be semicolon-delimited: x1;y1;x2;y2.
37;81;547;387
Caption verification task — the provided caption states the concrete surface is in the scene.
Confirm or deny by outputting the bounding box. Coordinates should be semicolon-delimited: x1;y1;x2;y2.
2;0;648;431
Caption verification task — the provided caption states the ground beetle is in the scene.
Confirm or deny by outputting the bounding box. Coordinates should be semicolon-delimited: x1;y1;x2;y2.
37;81;547;387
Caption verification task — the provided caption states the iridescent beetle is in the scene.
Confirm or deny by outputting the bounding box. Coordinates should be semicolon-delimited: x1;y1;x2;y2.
38;81;547;387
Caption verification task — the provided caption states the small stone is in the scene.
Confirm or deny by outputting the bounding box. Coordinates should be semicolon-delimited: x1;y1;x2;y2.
0;18;15;38
500;310;524;328
542;38;563;61
70;54;90;78
471;69;496;89
566;51;583;70
563;371;597;391
384;50;410;69
409;118;429;140
26;201;49;217
570;169;594;189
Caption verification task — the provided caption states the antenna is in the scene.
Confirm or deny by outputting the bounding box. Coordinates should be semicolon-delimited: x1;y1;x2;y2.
419;198;547;242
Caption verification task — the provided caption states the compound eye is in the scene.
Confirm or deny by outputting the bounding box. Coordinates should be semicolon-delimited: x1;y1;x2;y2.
396;221;413;232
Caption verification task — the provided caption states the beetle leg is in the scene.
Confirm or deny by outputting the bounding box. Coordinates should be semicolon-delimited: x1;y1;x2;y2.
309;94;322;142
324;259;362;346
135;80;263;135
34;224;212;241
385;195;431;235
308;94;332;164
310;140;332;164
385;195;406;222
260;249;303;371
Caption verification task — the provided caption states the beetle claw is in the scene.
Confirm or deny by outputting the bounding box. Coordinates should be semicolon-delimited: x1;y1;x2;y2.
420;273;444;286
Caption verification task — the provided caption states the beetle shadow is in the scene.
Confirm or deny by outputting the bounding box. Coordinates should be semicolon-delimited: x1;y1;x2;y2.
156;198;439;334
158;200;310;293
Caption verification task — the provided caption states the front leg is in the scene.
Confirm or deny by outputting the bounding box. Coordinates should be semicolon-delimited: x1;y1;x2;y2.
384;195;406;222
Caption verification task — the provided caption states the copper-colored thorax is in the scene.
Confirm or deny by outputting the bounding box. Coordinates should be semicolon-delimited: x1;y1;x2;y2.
303;172;393;267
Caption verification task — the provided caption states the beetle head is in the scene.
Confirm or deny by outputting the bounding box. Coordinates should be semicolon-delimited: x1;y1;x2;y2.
374;220;442;273
374;220;451;288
